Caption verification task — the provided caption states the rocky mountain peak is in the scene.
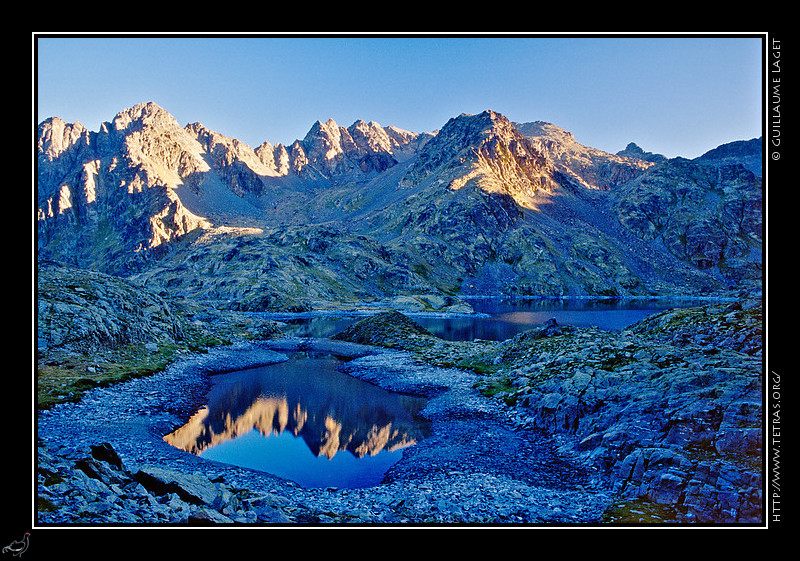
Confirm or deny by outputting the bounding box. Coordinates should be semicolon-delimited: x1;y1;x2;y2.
694;137;762;176
622;141;643;153
515;121;656;191
294;116;423;178
616;142;667;164
347;119;394;155
36;102;762;300
301;118;347;175
305;118;342;143
36;103;213;273
404;110;558;203
418;110;536;160
444;110;517;143
186;121;275;178
514;121;577;149
37;117;90;162
108;101;182;136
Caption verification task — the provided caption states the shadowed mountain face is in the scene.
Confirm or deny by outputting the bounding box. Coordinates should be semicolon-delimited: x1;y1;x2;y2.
37;102;762;306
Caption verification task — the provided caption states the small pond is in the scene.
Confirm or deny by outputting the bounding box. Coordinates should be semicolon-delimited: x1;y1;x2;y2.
164;352;431;489
165;298;719;488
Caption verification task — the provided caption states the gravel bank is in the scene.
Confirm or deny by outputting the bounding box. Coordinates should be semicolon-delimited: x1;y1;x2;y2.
36;337;613;526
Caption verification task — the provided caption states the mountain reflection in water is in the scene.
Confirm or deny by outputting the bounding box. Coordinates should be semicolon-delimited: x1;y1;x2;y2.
278;298;712;341
164;352;430;488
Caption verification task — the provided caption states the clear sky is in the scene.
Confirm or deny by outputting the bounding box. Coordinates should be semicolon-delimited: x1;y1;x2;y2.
34;33;764;159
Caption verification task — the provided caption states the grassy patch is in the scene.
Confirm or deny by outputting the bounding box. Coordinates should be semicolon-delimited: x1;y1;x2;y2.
37;495;59;513
35;306;259;410
596;352;637;371
36;343;183;409
454;358;501;375
601;498;684;523
432;355;502;376
416;340;503;376
476;375;518;405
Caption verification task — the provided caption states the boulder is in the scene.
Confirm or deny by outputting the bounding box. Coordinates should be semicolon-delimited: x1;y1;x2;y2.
510;318;564;343
90;442;125;471
134;465;222;507
188;507;234;524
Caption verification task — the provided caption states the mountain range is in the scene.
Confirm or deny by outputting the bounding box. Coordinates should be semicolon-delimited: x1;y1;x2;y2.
36;102;763;311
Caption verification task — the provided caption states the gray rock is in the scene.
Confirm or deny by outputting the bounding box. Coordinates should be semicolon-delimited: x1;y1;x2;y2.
36;300;762;525
38;103;760;309
134;466;222;507
37;265;187;353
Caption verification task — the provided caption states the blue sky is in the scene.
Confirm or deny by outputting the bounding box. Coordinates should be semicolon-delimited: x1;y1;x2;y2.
35;34;764;159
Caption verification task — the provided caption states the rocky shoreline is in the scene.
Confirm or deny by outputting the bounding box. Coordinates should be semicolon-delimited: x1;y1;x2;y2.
36;338;613;525
36;298;763;527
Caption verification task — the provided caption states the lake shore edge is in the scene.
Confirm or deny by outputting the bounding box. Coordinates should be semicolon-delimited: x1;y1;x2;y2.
36;295;763;526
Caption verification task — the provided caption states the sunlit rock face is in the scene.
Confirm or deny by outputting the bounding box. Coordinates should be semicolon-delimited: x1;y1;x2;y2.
163;354;429;462
518;121;656;190
399;111;555;196
164;396;421;460
37;103;211;274
37;101;763;301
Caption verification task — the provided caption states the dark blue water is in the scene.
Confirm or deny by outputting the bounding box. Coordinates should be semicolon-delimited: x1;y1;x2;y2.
164;353;431;489
167;298;713;488
420;298;707;341
280;298;711;341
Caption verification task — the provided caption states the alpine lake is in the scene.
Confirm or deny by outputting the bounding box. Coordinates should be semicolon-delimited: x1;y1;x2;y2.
164;297;716;489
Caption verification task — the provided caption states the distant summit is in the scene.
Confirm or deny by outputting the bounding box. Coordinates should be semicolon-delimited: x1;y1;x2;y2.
616;142;668;164
617;139;764;178
36;102;763;304
695;137;762;177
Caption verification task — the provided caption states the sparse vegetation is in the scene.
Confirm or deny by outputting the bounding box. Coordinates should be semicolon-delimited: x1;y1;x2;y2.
475;375;517;405
602;498;684;524
36;269;281;410
38;342;185;409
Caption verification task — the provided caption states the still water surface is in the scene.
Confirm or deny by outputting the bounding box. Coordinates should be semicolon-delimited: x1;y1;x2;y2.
164;353;431;488
281;298;713;341
166;299;713;488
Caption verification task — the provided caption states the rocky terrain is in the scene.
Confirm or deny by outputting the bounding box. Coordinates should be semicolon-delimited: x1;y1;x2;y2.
36;334;615;525
35;296;762;525
37;102;762;305
332;305;763;523
34;101;764;527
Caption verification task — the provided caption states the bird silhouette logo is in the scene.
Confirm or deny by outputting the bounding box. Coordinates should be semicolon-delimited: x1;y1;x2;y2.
2;533;29;557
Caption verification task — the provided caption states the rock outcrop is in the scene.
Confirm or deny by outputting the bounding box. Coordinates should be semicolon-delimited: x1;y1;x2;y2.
616;142;668;164
325;302;764;524
36;263;186;353
37;441;293;524
331;311;440;350
611;158;762;283
479;302;762;523
336;301;764;524
37;103;763;304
